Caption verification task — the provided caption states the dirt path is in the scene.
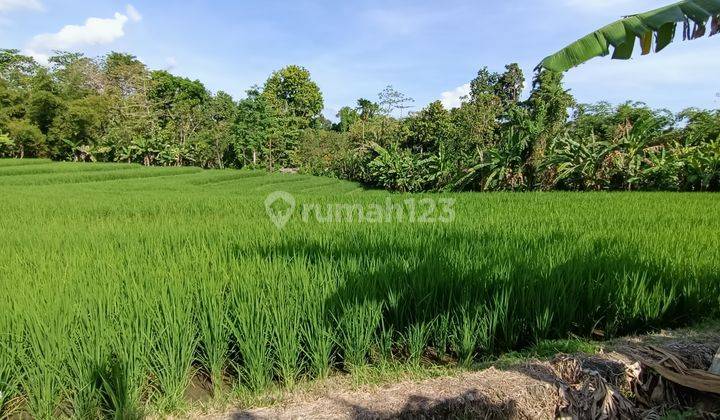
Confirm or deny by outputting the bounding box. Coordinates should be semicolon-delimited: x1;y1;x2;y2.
207;368;557;419
194;326;720;419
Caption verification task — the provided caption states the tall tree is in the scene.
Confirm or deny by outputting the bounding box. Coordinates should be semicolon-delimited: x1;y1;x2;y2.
262;65;323;127
378;85;414;117
50;52;103;100
205;91;236;168
48;95;110;161
149;70;208;165
26;68;62;134
526;69;575;186
334;107;359;132
4;120;45;158
0;49;38;89
235;87;281;168
356;98;379;118
102;53;156;162
527;70;574;138
405;100;452;153
496;63;525;109
354;98;380;141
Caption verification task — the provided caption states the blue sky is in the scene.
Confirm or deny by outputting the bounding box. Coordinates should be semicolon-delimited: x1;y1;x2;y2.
1;0;718;118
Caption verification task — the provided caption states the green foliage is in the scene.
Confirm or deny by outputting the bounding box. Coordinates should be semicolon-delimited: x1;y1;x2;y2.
356;98;380;121
294;129;366;179
0;132;11;155
0;49;38;86
537;102;720;191
458;128;533;191
541;134;611;190
0;161;718;416
541;0;720;72
404;101;452;153
470;64;524;113
150;70;208;109
203;91;237;168
289;62;720;193
5;119;46;158
0;48;719;193
48;95;109;161
527;69;575;149
26;69;63;134
262;65;324;126
368;142;441;192
0;50;321;171
233;87;280;168
678;108;720;145
334;106;359;132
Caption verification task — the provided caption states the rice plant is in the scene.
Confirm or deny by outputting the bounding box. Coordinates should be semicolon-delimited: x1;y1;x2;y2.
148;278;198;412
300;266;335;380
226;275;272;392
335;300;384;371
0;160;718;417
194;269;231;396
64;295;112;419
404;323;431;366
0;300;22;418
17;293;72;419
374;320;396;368
452;307;484;367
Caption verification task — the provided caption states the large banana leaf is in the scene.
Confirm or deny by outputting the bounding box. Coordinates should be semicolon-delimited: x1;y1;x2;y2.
541;0;720;72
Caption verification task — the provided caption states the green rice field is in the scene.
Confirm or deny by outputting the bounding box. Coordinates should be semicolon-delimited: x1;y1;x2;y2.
1;159;719;418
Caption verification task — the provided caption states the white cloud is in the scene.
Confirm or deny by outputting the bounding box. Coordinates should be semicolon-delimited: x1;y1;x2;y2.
28;14;128;51
0;0;43;12
24;5;141;64
125;4;141;22
440;83;470;109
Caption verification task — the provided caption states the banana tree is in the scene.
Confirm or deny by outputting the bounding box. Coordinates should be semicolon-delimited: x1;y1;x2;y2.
541;0;720;72
541;134;612;190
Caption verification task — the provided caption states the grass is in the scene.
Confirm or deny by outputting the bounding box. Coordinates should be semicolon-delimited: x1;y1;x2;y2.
0;158;718;418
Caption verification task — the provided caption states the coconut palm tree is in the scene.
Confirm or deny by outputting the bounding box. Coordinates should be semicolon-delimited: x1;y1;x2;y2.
541;0;720;72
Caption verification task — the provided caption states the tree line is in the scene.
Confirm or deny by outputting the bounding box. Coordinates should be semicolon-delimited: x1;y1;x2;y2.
1;48;718;191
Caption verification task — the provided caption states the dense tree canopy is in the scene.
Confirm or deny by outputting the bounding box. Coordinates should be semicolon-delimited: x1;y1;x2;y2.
262;65;323;126
0;48;718;192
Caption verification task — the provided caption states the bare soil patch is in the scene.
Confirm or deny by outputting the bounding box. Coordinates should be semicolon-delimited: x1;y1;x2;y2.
193;326;720;419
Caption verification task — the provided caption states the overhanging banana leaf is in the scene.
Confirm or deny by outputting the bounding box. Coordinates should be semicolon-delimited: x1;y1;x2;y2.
541;0;720;72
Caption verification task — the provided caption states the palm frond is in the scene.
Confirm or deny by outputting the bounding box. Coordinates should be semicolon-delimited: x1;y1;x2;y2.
541;0;720;72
